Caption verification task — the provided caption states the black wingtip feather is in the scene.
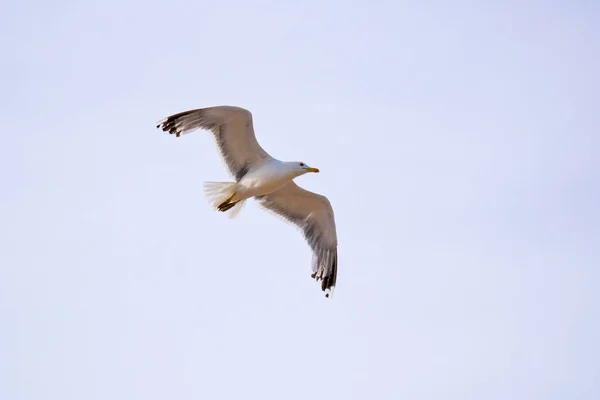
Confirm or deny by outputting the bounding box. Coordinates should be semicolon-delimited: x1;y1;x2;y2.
157;110;200;137
311;252;337;298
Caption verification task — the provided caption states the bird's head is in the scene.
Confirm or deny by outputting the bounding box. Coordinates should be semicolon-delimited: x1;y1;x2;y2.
287;161;320;176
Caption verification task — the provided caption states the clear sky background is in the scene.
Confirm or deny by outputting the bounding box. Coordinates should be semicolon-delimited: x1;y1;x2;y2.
1;1;599;399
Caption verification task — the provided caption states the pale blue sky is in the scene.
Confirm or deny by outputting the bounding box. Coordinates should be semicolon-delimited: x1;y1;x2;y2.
1;1;599;399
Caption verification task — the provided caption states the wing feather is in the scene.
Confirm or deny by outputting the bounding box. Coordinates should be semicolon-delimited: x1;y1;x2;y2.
157;106;272;181
257;182;338;296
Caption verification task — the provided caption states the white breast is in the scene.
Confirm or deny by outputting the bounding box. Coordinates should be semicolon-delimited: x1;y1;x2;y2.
238;160;294;198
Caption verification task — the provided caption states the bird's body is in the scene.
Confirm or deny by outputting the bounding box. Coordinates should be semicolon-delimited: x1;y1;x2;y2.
234;160;306;200
156;106;338;297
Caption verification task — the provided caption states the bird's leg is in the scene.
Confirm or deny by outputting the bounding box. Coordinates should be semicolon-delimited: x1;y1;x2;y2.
218;202;237;212
217;192;237;212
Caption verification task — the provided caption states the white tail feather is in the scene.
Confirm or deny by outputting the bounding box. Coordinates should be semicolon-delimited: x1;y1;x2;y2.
203;181;236;207
203;181;246;218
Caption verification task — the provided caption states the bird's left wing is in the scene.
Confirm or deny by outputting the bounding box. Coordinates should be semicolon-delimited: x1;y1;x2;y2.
157;106;273;181
257;181;338;296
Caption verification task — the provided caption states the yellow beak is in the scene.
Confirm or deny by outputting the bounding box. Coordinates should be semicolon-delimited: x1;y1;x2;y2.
306;167;320;173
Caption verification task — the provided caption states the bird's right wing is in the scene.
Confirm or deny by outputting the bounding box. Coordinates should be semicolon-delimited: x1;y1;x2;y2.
257;181;338;296
157;106;273;181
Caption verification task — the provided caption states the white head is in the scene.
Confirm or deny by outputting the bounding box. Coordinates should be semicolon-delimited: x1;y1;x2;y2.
285;161;320;177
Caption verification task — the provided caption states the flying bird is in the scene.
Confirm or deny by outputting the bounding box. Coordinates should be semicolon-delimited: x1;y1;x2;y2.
156;106;338;297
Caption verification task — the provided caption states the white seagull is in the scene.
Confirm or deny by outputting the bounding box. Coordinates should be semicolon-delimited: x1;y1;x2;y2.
156;106;338;297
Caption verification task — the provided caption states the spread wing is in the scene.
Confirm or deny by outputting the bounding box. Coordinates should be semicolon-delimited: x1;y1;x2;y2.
257;181;338;297
157;106;273;181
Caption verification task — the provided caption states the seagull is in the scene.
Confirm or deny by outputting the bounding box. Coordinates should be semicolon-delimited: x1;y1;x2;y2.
156;106;338;297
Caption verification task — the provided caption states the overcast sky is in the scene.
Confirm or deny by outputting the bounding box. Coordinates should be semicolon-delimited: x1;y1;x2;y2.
1;1;599;399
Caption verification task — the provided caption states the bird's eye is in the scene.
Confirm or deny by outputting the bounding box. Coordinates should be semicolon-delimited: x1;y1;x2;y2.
300;163;305;167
